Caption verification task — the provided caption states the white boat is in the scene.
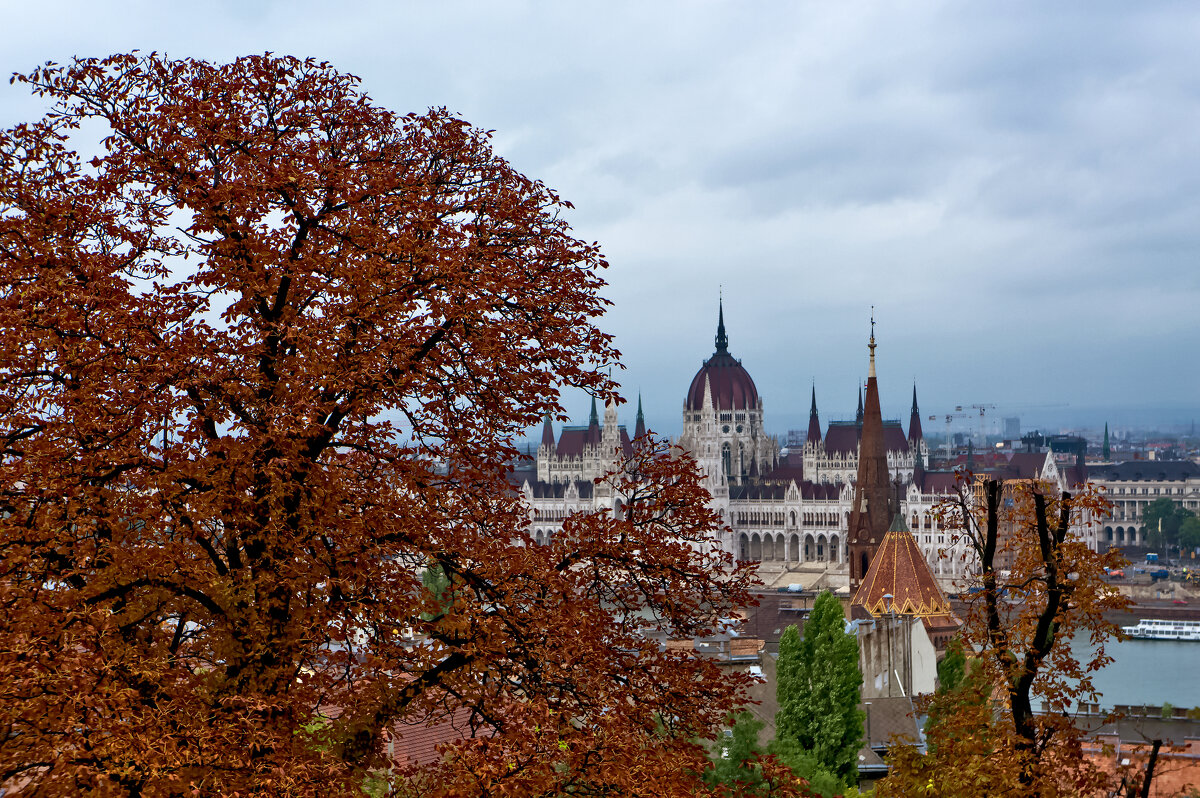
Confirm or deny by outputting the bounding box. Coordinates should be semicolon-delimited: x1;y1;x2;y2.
1121;619;1200;641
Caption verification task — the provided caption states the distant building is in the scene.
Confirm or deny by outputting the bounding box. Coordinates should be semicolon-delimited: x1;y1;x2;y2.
1088;461;1200;549
1003;416;1021;440
515;302;1100;583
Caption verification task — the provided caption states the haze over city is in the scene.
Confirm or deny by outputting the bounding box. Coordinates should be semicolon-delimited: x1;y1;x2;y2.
5;1;1198;436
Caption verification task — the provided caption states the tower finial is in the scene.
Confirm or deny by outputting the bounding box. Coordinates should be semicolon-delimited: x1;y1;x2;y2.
715;296;729;353
868;306;877;379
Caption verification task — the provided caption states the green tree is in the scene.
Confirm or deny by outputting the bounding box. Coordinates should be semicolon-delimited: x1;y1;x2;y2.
766;738;843;798
706;711;767;791
775;591;864;785
704;711;819;797
1142;497;1192;551
1178;515;1200;553
935;636;967;694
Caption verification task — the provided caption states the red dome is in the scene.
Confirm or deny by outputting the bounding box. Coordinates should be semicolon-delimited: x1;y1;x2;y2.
686;352;760;411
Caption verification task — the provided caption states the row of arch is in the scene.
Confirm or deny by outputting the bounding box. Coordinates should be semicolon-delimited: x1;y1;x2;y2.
738;532;842;564
1103;526;1145;545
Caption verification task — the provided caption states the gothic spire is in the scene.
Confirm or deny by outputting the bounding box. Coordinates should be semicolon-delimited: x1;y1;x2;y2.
714;297;729;354
856;386;864;423
541;413;555;449
635;393;646;439
588;395;599;440
1102;422;1111;460
806;384;822;444
908;383;924;443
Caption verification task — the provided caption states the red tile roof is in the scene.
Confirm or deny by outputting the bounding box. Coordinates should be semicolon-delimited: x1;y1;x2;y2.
388;706;485;769
823;421;909;457
824;422;861;456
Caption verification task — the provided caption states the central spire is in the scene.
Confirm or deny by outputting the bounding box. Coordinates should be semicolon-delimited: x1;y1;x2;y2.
868;306;876;379
849;317;892;591
714;297;729;354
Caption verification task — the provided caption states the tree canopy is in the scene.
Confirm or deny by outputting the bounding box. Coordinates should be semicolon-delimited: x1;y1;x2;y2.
880;478;1131;796
775;591;863;788
1141;497;1193;552
0;53;762;796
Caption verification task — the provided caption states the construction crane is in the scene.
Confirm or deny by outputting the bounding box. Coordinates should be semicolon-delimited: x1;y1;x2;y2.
970;404;996;447
929;409;972;462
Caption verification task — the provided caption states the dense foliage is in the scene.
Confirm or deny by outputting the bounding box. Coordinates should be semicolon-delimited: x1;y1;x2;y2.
0;53;762;796
775;591;864;788
1142;496;1195;553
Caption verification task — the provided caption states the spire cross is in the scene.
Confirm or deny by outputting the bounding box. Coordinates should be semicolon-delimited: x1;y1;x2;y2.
868;306;877;379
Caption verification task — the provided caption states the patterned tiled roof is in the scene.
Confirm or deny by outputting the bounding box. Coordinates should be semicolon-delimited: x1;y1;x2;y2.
852;514;954;619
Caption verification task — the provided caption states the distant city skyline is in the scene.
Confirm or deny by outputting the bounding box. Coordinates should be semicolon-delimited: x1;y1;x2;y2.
5;2;1199;440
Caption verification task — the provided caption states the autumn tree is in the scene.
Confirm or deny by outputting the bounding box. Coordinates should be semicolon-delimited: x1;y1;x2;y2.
880;478;1131;797
0;53;764;797
774;591;864;790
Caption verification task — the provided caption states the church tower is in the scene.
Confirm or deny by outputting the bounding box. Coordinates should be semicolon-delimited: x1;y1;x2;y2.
848;317;896;591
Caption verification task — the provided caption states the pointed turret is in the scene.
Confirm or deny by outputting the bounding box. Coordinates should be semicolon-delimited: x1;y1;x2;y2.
635;394;646;440
908;384;923;444
715;298;729;354
588;396;600;444
853;513;954;619
540;414;555;450
806;385;822;444
1102;423;1111;460
856;386;864;423
848;316;894;591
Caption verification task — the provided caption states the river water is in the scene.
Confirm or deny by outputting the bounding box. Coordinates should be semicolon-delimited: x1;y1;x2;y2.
1068;637;1200;710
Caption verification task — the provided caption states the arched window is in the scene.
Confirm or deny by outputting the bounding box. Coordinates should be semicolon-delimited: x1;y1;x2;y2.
722;443;732;476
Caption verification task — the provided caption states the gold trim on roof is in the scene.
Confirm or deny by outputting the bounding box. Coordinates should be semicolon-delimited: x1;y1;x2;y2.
852;516;953;620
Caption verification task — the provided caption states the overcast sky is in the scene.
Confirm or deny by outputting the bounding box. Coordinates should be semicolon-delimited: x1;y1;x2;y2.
4;1;1198;438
